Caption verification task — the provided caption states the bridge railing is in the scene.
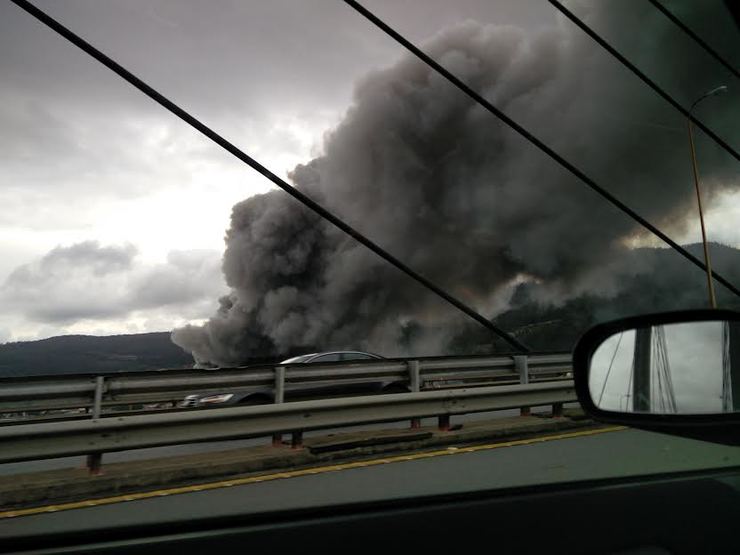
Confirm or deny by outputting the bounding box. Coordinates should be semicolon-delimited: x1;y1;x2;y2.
0;353;572;421
0;380;577;473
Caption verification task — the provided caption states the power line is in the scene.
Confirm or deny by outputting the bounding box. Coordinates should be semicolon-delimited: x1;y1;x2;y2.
8;0;529;353
549;0;739;163
343;0;740;299
647;0;739;80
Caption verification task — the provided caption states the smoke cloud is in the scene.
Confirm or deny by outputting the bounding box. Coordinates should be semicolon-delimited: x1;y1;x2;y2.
173;2;738;365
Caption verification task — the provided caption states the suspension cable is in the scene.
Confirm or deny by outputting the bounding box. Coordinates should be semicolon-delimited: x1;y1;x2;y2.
647;0;739;80
344;0;740;299
625;360;635;412
8;0;529;352
549;0;739;163
598;331;624;406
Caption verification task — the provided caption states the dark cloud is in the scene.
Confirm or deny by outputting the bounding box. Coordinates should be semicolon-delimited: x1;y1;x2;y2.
41;241;136;276
1;242;224;324
1;1;737;347
0;0;556;194
0;1;384;227
173;1;739;366
3;1;554;118
130;250;225;309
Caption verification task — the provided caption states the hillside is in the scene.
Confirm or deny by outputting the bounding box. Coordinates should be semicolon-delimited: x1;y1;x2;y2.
0;332;194;378
1;243;737;376
474;243;740;353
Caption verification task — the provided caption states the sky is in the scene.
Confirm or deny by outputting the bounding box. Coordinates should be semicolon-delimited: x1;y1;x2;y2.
0;0;737;344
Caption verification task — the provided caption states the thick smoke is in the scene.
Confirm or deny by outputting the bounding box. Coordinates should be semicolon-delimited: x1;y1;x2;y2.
173;2;738;365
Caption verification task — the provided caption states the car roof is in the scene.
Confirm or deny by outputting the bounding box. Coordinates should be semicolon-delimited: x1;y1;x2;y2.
308;350;382;358
280;351;382;363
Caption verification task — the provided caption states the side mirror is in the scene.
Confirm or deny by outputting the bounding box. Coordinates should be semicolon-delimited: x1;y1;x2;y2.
573;310;740;442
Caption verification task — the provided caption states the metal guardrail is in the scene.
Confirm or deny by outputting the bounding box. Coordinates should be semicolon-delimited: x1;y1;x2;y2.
0;353;572;419
0;381;576;464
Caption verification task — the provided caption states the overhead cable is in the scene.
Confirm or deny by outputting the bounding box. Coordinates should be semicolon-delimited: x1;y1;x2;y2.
549;0;739;163
343;0;740;299
647;0;739;80
9;0;529;352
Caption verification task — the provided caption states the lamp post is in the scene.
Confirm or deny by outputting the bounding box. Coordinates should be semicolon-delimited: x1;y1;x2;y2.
687;85;727;309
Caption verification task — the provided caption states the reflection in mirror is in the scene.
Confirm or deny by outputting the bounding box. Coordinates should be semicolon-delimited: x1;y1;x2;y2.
589;321;740;414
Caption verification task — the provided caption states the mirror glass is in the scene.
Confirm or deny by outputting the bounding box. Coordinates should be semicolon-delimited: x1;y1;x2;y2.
589;320;740;414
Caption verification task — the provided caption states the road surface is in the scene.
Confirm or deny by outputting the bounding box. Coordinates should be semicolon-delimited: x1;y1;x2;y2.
0;406;558;476
3;427;740;539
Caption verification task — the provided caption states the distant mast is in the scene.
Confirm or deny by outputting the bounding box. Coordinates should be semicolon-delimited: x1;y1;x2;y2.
633;327;652;412
723;322;740;411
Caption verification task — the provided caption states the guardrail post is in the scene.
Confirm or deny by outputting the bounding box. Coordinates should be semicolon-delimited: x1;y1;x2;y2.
408;360;421;429
552;402;564;418
91;376;104;419
0;381;577;464
438;414;451;431
86;376;105;475
514;356;531;416
272;366;285;447
291;430;303;449
86;453;103;475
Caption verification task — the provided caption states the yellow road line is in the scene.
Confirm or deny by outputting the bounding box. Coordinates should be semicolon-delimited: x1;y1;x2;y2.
0;426;624;520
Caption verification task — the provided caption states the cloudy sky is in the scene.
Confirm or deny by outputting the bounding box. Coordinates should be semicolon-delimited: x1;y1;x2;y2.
1;0;737;344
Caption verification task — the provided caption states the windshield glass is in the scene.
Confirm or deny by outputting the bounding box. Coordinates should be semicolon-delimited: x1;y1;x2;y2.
1;0;739;531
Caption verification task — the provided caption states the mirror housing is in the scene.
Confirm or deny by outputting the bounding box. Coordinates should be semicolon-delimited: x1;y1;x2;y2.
573;309;740;442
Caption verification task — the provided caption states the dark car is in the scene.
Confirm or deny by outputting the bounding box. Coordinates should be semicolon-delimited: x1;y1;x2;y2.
278;351;383;364
180;351;390;408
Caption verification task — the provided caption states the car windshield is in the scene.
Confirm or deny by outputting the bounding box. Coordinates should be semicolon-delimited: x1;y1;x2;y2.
1;0;739;532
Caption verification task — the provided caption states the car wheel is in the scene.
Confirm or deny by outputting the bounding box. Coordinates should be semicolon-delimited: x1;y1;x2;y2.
382;383;410;394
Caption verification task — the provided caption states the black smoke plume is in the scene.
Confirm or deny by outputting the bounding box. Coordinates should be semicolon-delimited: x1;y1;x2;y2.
173;2;738;365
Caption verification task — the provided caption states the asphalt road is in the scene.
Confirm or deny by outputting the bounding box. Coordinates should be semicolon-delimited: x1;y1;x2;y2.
3;427;740;539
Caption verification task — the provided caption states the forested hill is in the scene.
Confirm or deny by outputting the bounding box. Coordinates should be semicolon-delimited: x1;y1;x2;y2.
0;332;193;377
2;243;737;376
477;243;740;353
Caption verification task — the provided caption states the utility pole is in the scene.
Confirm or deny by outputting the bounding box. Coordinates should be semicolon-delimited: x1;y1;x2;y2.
687;85;727;309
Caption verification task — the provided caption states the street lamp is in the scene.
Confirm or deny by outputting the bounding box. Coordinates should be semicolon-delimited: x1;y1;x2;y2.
687;84;727;309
